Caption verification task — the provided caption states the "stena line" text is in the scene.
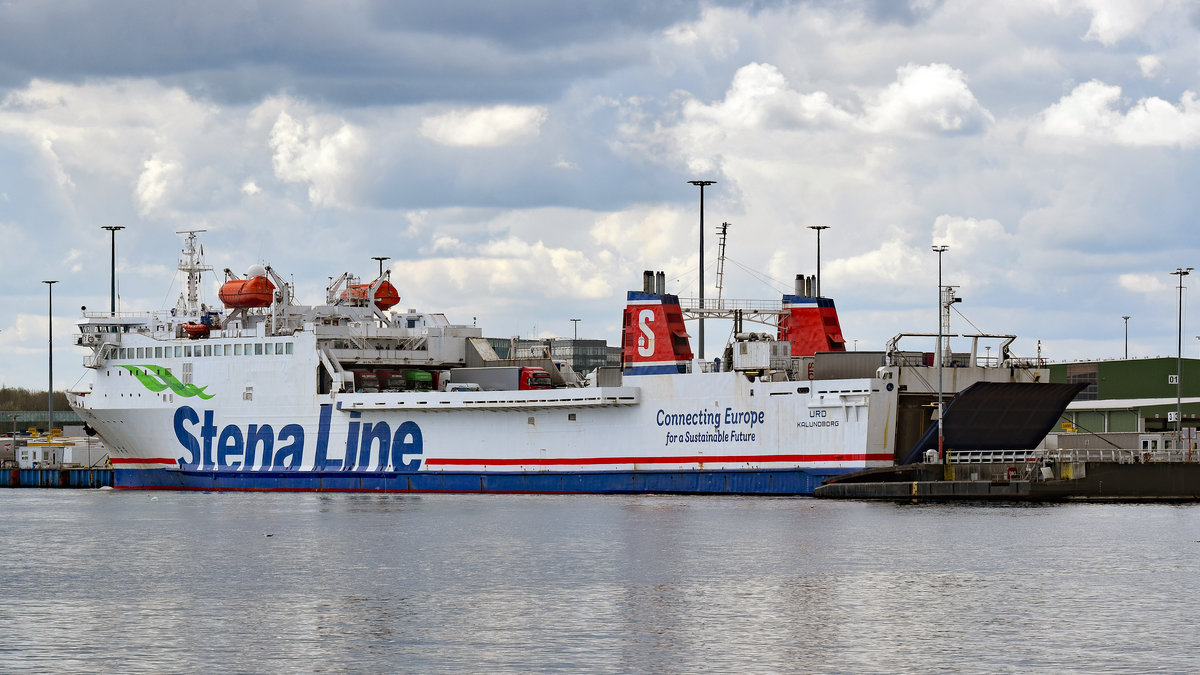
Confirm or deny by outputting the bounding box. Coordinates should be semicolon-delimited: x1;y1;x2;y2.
172;404;423;471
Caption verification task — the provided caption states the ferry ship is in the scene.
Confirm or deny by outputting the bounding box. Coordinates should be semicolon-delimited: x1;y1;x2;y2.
68;232;1074;493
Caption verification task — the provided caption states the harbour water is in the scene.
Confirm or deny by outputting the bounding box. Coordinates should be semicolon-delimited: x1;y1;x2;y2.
1;490;1197;673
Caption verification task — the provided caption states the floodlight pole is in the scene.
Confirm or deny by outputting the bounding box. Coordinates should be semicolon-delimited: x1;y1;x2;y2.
1172;268;1192;451
688;180;716;361
43;280;58;434
1122;315;1130;359
102;226;124;315
571;318;581;341
932;246;949;463
808;226;829;297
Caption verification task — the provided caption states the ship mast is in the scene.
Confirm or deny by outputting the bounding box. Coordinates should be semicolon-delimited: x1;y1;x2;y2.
715;221;730;306
176;230;213;316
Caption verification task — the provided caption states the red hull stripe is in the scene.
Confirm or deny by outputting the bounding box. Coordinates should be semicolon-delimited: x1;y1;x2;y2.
425;453;893;466
110;454;893;468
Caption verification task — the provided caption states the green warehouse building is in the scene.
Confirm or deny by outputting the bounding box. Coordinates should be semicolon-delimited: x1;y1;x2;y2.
1048;358;1200;443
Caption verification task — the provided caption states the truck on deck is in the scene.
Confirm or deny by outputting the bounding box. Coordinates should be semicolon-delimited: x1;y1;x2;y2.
447;366;554;391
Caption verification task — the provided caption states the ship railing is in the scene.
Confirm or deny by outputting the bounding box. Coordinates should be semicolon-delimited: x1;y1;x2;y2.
949;450;1042;463
82;343;116;369
678;297;786;312
948;448;1199;464
1046;447;1198;463
81;310;166;320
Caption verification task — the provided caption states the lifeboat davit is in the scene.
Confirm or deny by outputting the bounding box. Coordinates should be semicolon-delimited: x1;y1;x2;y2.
183;322;211;339
219;268;275;309
340;280;400;310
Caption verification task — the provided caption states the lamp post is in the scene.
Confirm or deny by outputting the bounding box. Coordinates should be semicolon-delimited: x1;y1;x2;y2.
101;225;124;315
42;280;58;434
570;318;581;341
1172;268;1192;451
1122;315;1130;359
687;180;716;360
932;246;949;462
808;226;830;297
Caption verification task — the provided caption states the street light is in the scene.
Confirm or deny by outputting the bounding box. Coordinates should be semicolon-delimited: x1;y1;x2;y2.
932;245;949;463
42;280;58;434
688;180;716;360
808;226;830;297
1171;268;1193;451
1122;315;1131;359
101;225;124;315
570;318;581;341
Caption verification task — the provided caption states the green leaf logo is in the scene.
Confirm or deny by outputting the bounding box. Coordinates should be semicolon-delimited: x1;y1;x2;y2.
119;364;215;399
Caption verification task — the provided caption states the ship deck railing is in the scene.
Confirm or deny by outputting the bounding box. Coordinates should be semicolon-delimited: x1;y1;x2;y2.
948;448;1200;464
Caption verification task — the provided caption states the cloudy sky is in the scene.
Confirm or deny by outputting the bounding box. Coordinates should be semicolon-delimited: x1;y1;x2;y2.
2;0;1200;391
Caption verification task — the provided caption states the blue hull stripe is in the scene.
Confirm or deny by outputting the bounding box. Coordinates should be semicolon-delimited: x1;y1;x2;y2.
114;468;857;495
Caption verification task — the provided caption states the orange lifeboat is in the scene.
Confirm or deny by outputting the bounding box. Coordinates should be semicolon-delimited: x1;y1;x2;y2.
183;322;211;339
340;280;400;310
219;276;275;308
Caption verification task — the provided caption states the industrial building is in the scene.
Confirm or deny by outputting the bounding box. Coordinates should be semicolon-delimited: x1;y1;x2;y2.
1048;357;1200;440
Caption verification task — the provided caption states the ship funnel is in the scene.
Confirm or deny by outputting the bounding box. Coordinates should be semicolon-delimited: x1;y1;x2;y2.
622;271;693;375
778;286;847;357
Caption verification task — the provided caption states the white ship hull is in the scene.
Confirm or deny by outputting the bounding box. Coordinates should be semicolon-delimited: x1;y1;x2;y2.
71;330;897;493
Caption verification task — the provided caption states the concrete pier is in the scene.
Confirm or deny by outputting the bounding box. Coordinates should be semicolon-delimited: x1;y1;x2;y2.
813;461;1200;502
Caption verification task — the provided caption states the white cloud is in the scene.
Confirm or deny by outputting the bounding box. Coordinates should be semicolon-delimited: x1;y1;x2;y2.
663;24;699;46
682;62;854;131
1037;80;1200;147
405;237;613;302
1119;273;1171;294
589;206;692;267
135;156;180;216
646;60;991;174
864;63;993;134
241;180;261;195
419;104;547;148
0;79;221;207
269;109;365;207
63;248;86;274
829;236;929;288
1047;0;1166;46
1138;54;1163;79
932;215;1016;255
430;234;462;252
